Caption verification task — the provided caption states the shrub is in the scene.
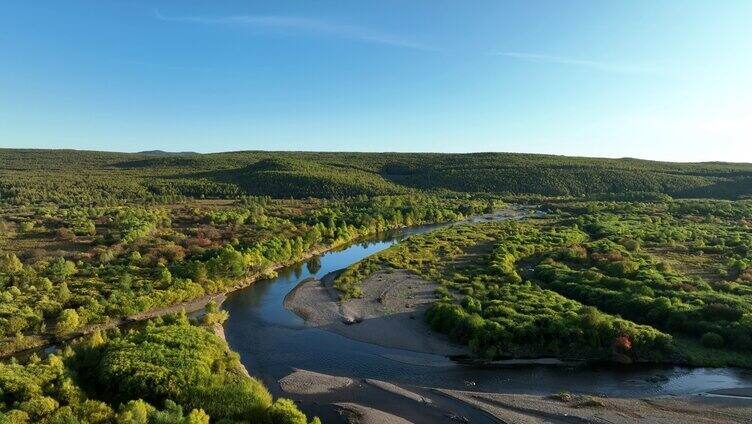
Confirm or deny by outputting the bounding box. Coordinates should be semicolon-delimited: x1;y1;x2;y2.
701;332;725;348
55;309;81;336
267;398;307;424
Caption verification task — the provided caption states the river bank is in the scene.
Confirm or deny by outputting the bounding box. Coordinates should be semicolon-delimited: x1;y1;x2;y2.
437;387;752;424
276;368;752;424
220;205;752;423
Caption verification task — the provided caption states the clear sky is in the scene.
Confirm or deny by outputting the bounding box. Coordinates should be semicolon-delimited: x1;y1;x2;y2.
1;1;750;161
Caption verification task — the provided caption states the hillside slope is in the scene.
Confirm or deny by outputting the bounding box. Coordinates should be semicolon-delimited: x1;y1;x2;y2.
1;149;751;203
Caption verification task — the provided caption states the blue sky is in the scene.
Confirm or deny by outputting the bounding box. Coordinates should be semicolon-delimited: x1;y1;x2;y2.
1;1;750;161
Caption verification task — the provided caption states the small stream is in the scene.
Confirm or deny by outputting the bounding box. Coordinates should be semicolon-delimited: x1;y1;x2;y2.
222;211;752;413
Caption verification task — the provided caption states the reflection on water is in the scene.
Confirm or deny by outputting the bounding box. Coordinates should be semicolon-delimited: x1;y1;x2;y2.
222;221;752;398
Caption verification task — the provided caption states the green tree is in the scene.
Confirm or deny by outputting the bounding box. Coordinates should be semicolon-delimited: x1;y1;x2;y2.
47;257;77;282
55;309;80;336
701;332;724;348
157;265;173;286
0;253;23;274
267;399;307;424
58;282;71;305
116;400;153;424
207;246;245;278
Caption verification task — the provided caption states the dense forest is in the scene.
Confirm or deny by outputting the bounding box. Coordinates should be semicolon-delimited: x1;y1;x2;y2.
2;149;752;204
2;149;752;422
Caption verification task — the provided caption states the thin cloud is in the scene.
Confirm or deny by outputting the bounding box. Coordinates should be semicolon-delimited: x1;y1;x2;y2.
114;58;238;75
155;10;434;51
493;52;660;74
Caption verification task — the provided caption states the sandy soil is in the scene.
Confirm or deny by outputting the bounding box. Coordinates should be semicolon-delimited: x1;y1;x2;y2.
284;269;468;356
278;368;487;423
459;206;544;224
437;389;752;424
365;379;432;404
335;403;415;424
278;368;752;424
710;388;752;398
278;368;354;395
282;206;550;361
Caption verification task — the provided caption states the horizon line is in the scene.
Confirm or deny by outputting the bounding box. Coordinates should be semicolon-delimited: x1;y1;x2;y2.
1;146;748;165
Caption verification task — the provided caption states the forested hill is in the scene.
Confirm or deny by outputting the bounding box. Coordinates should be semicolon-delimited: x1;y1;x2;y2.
2;148;751;203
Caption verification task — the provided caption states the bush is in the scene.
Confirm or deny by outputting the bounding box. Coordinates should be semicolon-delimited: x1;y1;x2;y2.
701;332;725;348
267;398;307;424
18;396;58;420
55;309;80;336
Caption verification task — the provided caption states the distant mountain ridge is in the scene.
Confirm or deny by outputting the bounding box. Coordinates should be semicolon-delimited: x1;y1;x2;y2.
137;150;199;156
1;148;752;202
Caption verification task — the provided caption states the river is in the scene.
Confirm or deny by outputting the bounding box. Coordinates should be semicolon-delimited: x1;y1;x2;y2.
222;214;752;421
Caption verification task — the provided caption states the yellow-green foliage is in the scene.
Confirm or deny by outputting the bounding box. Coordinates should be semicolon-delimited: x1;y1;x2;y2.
0;353;203;423
80;321;273;422
0;319;315;423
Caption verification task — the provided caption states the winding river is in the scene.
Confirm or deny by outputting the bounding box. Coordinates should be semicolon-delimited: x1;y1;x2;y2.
222;214;752;420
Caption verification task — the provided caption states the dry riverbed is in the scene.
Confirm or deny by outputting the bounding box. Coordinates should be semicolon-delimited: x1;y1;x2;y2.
279;369;353;395
277;368;752;424
277;369;485;423
438;389;752;424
